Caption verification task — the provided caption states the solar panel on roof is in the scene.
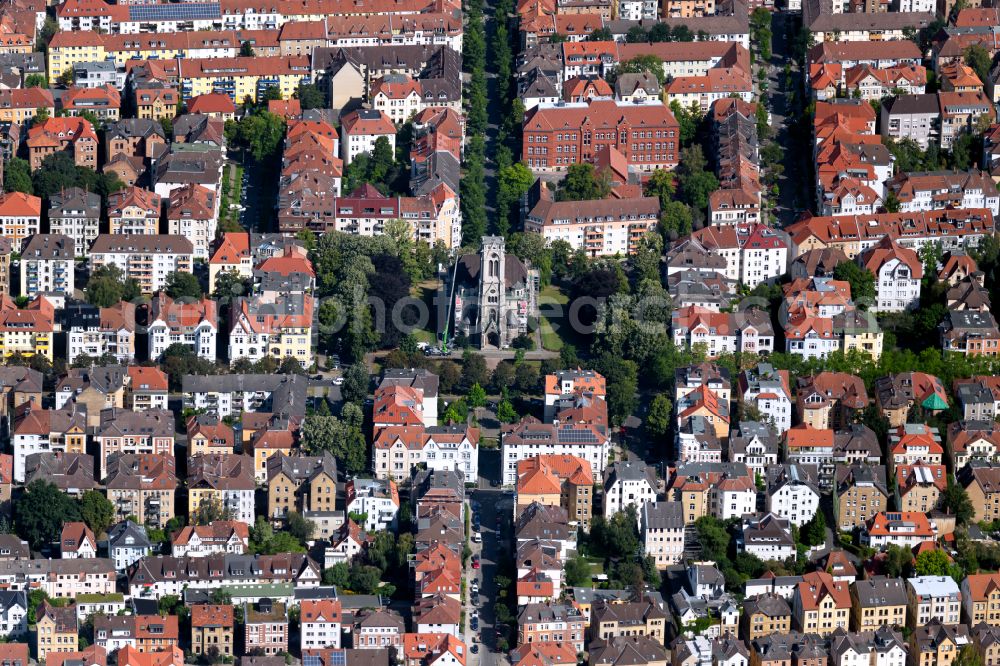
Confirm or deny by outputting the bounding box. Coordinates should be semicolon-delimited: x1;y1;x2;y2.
331;651;347;666
129;2;221;21
303;656;322;666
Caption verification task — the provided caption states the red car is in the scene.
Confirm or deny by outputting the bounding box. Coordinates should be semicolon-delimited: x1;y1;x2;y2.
472;555;480;569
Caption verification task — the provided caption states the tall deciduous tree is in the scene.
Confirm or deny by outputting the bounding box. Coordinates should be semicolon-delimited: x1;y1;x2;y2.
16;481;82;549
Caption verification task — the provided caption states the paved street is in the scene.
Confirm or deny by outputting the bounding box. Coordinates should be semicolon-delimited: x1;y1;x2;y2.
468;488;514;666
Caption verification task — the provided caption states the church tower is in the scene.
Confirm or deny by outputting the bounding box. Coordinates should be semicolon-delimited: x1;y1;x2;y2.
478;236;506;348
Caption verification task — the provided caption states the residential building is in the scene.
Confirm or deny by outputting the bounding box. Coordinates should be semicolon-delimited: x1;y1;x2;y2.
104;453;177;529
874;372;948;428
603;460;657;521
738;363;793;432
20;234;74;298
502;418;609;487
64;302;137;365
106;520;151;572
524;192;660;256
265;452;338;523
729;421;780;480
11;403;87;482
187;454;256;525
896;463;947;513
146;292;217;362
228;294;314;368
907;576;962;627
740;594;792;641
26;117;98;171
862;511;938;549
0;191;42;249
171;520;249;558
167;184;217;260
187;415;235;457
36;602;78;661
126;366;169;411
300;600;342;651
107;187;161;236
792;571;851;636
888;423;944;473
738;513;795;561
672;306;775;357
850;576;907;630
95;408;174;480
590;598;667;643
517;603;586;653
191;604;235;659
345;478;400;533
89;234;194;294
963;572;1000;626
859;237;923;312
766;464;821;528
834;464;889;531
641;501;684;569
911;621;971;666
340;109;396;165
960;462;1000;523
61;522;97;559
48;188;101;256
796;373;868;430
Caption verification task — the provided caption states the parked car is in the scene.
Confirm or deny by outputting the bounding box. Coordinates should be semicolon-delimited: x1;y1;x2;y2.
472;555;480;569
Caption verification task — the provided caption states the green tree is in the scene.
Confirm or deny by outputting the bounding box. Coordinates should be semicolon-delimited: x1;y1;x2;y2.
659;201;693;240
3;158;32;194
164;271;202;299
676;145;719;212
941;477;975;525
195;496;234;525
883;190;901;213
616;55;666;85
883;544;913;578
79;491;115;537
322;562;350;587
564;554;592;587
231;111;286;161
694;515;730;564
86;264;137;307
833;260;877;306
497;162;534;235
954;645;984;666
597;353;638;426
213;270;252;300
587;27;613;41
461;350;490;391
669;100;701;146
301;415;367;474
592;506;641;558
240;41;255;57
496;399;518;423
24;74;47;88
340;364;370;404
369;135;396;185
296;83;325;110
15;480;82;549
645;393;673;439
914;548;951;576
625;26;648;42
801;509;826;548
556;163;611;201
467;383;487;409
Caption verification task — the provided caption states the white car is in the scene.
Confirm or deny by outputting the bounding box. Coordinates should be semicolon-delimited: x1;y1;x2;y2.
333;377;344;386
472;531;481;543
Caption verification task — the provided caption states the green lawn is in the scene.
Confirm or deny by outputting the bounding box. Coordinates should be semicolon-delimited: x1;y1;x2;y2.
411;280;442;344
539;284;569;351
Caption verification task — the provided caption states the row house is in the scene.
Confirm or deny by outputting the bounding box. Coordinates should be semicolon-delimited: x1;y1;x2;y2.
797;372;868;431
888;423;943;473
168;184;218;260
0;558;116;599
843;65;926;101
939;309;1000;356
374;423;479;483
730;421;780;481
127;366;169;411
895;463;947;514
190;604;235;659
207;232;301;296
517;603;586;653
850;577;908;630
275;120;342;239
710;98;762;226
641;501;685;569
766;464;821;528
127;553;320;599
793;571;851;636
962;572;1000;626
502;412;608;487
187;415;235;457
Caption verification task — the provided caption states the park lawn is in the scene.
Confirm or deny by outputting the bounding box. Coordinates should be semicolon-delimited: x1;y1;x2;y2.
539;284;569;351
411;280;442;344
